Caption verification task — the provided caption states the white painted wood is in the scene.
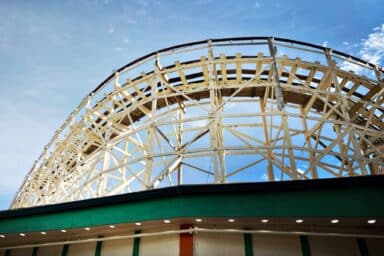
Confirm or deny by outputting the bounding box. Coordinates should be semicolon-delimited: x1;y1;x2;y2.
101;238;133;256
140;233;178;256
11;38;384;208
252;234;301;256
309;236;360;256
67;242;96;256
37;245;63;256
195;232;244;256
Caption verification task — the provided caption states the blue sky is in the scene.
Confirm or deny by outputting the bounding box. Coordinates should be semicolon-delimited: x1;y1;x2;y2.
0;0;383;210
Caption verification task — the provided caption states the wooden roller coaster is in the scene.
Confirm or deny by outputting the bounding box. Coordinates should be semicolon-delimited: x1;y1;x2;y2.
11;37;384;208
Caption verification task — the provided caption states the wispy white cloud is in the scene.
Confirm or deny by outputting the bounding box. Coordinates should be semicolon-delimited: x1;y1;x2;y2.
341;24;384;73
322;41;328;47
360;24;384;65
340;61;362;73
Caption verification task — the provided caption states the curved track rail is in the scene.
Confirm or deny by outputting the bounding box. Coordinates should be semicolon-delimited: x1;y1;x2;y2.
12;37;384;208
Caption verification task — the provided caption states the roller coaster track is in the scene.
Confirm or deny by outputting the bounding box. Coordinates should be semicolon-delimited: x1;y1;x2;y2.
11;37;384;208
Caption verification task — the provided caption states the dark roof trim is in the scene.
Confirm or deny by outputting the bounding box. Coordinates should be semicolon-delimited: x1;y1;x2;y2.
2;175;383;220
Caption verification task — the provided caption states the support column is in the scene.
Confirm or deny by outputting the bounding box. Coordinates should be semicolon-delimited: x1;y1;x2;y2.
95;237;103;256
260;99;274;181
176;103;184;186
324;49;367;175
98;151;111;196
267;37;284;111
61;244;69;256
32;247;38;256
357;238;369;256
179;224;193;256
132;230;141;256
243;233;254;256
300;235;311;256
207;42;226;183
144;79;158;189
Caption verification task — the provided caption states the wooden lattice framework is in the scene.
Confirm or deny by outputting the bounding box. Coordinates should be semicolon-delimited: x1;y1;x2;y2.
11;37;384;208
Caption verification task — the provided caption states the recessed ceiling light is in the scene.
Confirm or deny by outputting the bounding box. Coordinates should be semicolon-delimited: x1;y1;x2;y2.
163;219;171;224
331;219;339;224
109;225;116;229
261;219;269;223
296;219;304;223
227;219;235;223
195;218;203;222
368;219;376;224
41;231;47;235
0;234;5;238
135;222;142;226
61;229;67;233
20;233;26;237
84;227;91;231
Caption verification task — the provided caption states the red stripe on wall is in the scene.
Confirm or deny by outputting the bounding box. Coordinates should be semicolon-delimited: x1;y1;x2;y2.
180;224;193;256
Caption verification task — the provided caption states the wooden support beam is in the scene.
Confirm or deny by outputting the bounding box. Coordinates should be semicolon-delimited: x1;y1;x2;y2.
220;54;228;84
236;53;242;83
179;224;193;256
303;70;332;115
349;85;382;118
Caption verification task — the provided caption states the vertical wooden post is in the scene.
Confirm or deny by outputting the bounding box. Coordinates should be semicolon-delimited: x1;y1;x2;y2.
179;224;193;256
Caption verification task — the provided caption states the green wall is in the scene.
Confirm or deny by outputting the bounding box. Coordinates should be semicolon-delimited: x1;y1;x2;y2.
0;186;383;234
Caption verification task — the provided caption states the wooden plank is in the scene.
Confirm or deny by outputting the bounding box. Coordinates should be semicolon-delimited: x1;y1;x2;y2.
180;224;193;256
287;58;299;85
255;52;264;81
176;61;188;86
349;85;382;118
236;53;242;82
303;70;332;115
220;54;228;83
